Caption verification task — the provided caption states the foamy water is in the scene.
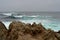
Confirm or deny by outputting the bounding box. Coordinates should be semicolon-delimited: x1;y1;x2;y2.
0;12;60;32
2;19;60;32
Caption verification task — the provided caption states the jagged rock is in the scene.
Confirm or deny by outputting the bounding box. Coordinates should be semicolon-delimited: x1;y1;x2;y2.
0;21;60;40
24;22;47;36
7;21;45;40
57;31;60;33
7;21;25;40
0;21;7;40
43;30;59;40
55;33;60;40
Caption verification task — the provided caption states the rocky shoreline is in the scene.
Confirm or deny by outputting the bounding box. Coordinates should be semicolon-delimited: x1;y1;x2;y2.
0;21;60;40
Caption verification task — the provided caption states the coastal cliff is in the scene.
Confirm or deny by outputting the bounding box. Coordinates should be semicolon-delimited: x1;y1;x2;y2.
0;21;60;40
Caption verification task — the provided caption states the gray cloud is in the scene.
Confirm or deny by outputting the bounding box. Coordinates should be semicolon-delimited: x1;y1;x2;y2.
0;0;60;11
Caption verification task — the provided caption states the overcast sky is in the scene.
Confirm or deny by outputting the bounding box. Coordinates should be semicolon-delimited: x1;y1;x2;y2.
0;0;60;12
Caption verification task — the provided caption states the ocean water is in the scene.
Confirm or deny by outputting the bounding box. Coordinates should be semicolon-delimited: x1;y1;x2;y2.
0;12;60;32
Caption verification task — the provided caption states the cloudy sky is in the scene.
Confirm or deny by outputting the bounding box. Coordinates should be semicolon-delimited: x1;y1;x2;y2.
0;0;60;12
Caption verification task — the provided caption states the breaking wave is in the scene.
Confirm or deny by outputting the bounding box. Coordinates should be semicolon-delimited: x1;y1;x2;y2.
0;12;60;32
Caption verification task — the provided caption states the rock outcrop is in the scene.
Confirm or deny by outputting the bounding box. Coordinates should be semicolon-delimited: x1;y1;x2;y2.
0;22;7;40
0;21;60;40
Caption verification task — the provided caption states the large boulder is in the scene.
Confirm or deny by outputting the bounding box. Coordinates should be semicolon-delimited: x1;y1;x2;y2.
0;21;7;40
7;21;25;40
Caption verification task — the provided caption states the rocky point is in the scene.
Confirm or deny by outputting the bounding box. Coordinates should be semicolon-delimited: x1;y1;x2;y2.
0;21;60;40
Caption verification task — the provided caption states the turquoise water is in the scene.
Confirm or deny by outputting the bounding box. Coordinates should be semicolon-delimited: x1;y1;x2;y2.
2;17;60;32
0;13;60;32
